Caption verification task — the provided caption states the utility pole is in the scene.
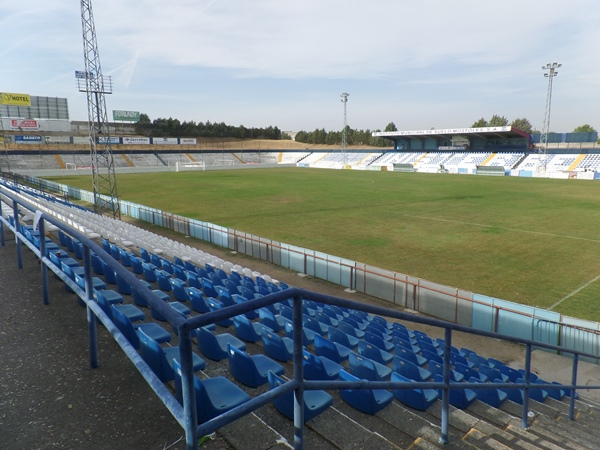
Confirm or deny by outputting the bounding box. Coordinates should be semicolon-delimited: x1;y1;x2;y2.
79;0;120;218
539;62;561;174
341;92;349;167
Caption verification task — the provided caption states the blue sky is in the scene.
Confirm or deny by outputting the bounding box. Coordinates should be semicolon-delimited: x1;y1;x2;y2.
1;1;598;133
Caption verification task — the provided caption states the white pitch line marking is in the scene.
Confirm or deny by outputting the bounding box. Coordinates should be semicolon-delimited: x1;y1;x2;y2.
549;274;600;310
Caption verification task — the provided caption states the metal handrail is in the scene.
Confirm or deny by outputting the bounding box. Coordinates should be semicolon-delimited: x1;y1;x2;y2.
2;184;600;450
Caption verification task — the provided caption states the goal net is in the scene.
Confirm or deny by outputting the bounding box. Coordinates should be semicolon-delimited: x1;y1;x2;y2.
175;161;206;172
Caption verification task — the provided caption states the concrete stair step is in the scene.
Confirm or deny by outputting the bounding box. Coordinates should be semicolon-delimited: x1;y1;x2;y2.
527;414;598;450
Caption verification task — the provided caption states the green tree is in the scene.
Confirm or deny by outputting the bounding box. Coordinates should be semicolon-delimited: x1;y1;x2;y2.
471;117;488;127
384;122;398;132
510;118;533;133
134;113;152;135
573;124;596;133
488;115;509;127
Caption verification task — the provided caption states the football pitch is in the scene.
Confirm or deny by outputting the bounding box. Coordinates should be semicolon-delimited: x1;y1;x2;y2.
49;167;600;322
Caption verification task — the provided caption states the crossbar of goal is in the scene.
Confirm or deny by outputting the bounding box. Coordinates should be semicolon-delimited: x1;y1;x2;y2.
175;161;206;172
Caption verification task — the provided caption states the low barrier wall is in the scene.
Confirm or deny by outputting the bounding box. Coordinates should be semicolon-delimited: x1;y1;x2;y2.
15;173;600;363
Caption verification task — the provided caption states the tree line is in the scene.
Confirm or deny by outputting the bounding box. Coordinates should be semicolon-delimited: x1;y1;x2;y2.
471;115;597;135
132;112;596;144
134;114;288;140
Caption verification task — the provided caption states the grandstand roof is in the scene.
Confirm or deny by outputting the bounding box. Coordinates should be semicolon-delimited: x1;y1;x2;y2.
372;126;530;140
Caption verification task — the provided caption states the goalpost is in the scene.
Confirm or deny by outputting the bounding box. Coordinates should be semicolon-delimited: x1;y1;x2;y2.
175;161;206;172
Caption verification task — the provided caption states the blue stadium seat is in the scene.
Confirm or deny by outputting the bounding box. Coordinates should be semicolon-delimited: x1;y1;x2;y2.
392;356;432;382
227;344;284;388
232;315;263;343
137;329;205;383
391;372;439;411
348;352;392;381
262;328;294;362
313;334;351;364
357;340;393;366
172;360;250;424
338;369;394;415
302;350;343;381
267;371;333;423
195;326;246;361
433;374;477;409
111;305;171;350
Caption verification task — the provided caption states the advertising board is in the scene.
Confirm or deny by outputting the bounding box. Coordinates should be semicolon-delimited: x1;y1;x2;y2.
15;135;42;143
113;110;140;122
179;138;197;145
98;136;120;144
0;92;31;106
152;137;178;145
123;136;151;145
10;119;39;130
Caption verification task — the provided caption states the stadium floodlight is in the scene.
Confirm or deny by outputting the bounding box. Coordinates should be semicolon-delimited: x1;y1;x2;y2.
539;62;561;174
341;92;349;167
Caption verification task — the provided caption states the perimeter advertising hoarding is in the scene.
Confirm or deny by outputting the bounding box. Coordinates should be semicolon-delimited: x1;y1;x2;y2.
113;110;140;122
15;135;42;143
0;92;31;106
73;136;90;144
10;119;39;130
123;137;150;145
98;136;120;144
152;137;178;145
180;138;197;145
45;136;71;144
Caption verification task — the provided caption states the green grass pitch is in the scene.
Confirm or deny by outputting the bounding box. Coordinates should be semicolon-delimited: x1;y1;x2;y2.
49;167;600;321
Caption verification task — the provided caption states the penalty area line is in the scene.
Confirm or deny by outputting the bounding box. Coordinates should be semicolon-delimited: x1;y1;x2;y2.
549;273;600;310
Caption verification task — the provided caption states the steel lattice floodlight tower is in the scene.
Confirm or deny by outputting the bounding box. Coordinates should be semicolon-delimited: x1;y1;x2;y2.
79;0;120;219
341;93;349;167
539;62;561;174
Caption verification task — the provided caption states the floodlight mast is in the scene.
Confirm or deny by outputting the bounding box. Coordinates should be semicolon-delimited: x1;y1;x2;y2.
341;92;349;167
79;0;120;218
539;62;561;174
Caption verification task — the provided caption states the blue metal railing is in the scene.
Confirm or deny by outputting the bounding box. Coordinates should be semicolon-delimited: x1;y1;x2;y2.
2;184;600;450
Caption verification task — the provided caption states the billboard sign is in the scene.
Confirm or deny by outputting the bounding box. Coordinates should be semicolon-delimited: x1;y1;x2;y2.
15;135;42;143
0;92;31;106
75;70;96;79
73;136;91;145
152;137;178;145
113;110;140;122
10;119;39;130
123;136;150;145
97;136;120;144
180;138;197;145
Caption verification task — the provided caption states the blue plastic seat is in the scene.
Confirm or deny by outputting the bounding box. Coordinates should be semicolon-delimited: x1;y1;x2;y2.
338;369;394;415
479;364;509;383
115;272;133;295
227;344;284;388
328;327;359;350
172;360;250;424
172;264;187;281
302;350;343;380
202;278;219;298
395;346;427;367
232;315;263;343
258;308;286;332
101;261;117;284
267;371;333;422
90;253;105;275
111;305;171;350
343;316;367;332
142;263;158;282
313;334;351;363
137;329;205;382
132;280;153;307
130;256;144;274
392;356;432;382
315;311;338;328
303;316;328;336
262;328;295;362
433;374;477;409
95;289;145;323
195;326;246;361
349;352;392;381
155;269;172;291
468;377;507;408
284;320;316;346
204;297;233;327
186;287;209;313
338;321;365;339
393;336;421;354
499;364;522;383
468;353;489;368
391;372;439;411
427;360;465;382
364;331;394;352
170;278;189;302
455;362;488;382
358;340;393;365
